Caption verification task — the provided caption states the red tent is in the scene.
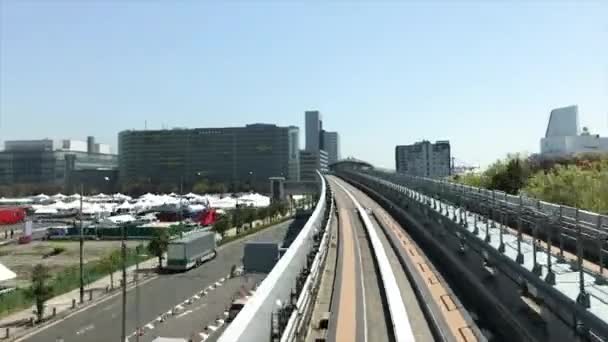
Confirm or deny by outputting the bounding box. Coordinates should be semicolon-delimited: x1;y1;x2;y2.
0;208;25;225
198;208;218;226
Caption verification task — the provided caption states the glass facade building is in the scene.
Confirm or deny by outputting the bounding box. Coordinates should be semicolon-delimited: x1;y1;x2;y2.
0;138;118;187
118;124;300;191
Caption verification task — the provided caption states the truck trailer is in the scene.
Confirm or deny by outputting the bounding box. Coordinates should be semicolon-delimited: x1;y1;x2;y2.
166;231;217;271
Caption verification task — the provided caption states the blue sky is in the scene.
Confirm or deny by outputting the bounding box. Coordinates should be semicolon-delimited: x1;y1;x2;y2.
1;1;606;169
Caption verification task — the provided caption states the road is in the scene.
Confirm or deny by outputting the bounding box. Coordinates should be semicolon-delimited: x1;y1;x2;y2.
22;220;294;342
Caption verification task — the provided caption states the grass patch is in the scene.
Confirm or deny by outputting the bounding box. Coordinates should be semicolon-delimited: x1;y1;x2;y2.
0;245;147;319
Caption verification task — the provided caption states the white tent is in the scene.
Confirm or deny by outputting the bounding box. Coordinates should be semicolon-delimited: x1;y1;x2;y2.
51;193;67;200
208;196;238;209
0;262;16;282
32;194;50;200
34;207;58;215
106;214;137;224
113;193;132;201
238;193;270;207
116;201;134;212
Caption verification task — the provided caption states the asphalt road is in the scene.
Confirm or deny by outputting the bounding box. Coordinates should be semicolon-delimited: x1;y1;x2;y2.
23;220;293;342
140;273;266;342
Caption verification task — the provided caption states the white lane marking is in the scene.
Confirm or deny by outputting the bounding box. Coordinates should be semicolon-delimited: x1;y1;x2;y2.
75;324;94;335
101;303;115;312
175;309;193;318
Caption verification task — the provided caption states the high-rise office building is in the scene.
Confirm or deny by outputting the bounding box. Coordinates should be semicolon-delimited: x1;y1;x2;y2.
395;140;451;178
305;111;322;152
322;131;340;165
118;124;300;191
299;150;328;181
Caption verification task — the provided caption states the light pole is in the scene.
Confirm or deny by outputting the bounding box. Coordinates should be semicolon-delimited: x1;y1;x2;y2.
79;183;84;304
121;224;127;342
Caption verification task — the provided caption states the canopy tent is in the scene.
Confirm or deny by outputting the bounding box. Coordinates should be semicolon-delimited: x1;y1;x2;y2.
34;207;58;215
51;193;67;200
105;214;137;224
0;197;33;204
113;193;132;201
116;201;134;210
0;262;16;282
32;194;50;201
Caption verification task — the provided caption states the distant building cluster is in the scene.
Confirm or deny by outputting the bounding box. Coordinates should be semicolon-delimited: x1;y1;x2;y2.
395;140;451;178
0;111;342;193
0;136;117;192
301;111;340;181
540;105;608;158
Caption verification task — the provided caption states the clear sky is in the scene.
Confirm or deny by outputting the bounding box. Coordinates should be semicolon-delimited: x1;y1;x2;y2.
1;1;606;169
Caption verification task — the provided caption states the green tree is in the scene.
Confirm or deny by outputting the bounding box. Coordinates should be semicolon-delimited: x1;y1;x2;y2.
99;252;120;289
148;230;170;268
27;264;53;322
192;179;210;194
214;217;230;237
243;207;256;229
232;208;244;233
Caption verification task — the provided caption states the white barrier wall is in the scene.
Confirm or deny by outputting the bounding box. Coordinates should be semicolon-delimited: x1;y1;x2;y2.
218;172;327;342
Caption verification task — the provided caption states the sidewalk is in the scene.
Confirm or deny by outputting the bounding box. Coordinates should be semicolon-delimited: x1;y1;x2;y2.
0;256;160;340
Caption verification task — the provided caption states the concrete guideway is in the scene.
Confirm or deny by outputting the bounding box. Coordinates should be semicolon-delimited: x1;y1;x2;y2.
328;176;417;342
338;178;482;342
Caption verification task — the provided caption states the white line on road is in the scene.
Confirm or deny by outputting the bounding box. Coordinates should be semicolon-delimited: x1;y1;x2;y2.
175;309;193;319
75;324;94;335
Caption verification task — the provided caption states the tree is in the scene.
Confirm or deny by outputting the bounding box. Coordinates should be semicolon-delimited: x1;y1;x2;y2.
27;264;53;322
99;252;120;289
192;179;210;194
232;208;244;233
148;230;170;269
243;208;256;229
214;217;230;237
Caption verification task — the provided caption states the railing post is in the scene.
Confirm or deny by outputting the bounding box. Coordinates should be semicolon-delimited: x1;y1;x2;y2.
596;216;606;285
574;209;590;308
556;206;566;263
532;218;542;276
516;196;524;264
484;207;491;243
498;212;505;253
545;218;556;285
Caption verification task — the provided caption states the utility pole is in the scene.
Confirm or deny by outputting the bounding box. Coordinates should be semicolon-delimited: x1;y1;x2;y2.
79;183;84;304
121;224;127;341
135;253;141;342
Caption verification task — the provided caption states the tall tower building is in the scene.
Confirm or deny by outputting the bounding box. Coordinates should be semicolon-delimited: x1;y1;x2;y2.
323;131;340;165
305;111;321;152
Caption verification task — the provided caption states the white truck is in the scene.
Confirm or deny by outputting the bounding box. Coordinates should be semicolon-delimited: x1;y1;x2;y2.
166;231;217;271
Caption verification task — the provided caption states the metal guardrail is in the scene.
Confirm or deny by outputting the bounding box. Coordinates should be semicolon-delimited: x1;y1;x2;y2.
347;170;608;341
369;170;608;235
218;171;328;342
279;185;334;342
334;180;416;342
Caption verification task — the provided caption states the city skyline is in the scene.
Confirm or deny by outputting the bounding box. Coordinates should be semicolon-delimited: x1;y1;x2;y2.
1;1;606;169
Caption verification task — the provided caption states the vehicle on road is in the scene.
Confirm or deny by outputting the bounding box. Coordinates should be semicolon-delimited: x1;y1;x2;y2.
227;297;249;322
166;231;217;271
